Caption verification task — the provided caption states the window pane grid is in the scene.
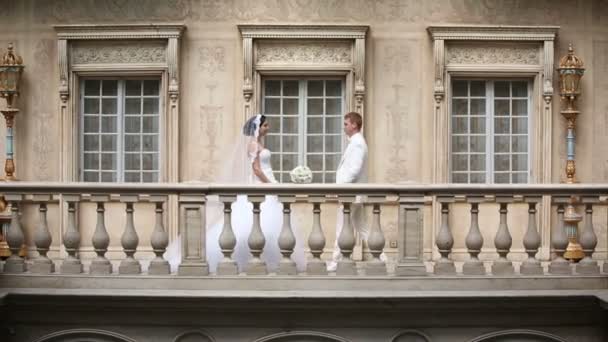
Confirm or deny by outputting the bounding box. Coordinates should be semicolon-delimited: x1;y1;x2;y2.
81;79;160;183
451;80;529;184
263;79;343;183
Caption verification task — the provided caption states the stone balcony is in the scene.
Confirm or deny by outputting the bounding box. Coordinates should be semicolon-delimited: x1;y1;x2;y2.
0;182;607;342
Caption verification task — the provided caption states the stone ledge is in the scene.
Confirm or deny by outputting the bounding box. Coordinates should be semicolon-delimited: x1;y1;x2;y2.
1;274;606;292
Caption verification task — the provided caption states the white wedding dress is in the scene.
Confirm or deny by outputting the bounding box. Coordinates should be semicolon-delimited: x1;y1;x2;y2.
166;147;306;274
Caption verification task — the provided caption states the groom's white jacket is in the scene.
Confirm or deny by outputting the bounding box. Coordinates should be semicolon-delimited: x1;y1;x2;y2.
336;132;368;184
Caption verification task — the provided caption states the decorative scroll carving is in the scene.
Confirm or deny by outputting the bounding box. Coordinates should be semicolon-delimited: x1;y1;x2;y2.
71;41;166;65
256;41;352;65
58;39;68;102
446;45;540;65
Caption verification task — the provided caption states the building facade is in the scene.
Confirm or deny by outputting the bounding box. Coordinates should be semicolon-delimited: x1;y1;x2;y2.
0;1;607;341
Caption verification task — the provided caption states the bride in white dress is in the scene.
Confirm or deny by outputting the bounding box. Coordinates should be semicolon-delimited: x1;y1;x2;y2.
166;114;306;274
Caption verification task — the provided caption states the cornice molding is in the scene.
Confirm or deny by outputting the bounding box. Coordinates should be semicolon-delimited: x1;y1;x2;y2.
427;25;559;41
238;24;368;39
54;24;186;40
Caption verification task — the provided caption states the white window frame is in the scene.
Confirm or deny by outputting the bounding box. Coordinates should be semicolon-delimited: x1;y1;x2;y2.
449;79;533;184
238;25;368;173
261;77;345;183
55;24;184;183
79;77;163;182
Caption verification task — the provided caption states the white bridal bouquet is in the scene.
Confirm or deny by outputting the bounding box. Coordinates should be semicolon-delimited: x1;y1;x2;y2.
290;165;313;184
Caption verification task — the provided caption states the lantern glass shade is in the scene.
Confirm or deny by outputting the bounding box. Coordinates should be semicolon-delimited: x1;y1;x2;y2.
0;65;23;98
557;45;585;98
558;68;583;97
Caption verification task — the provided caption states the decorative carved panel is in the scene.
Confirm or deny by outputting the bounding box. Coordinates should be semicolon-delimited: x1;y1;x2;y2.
239;25;368;117
446;44;540;65
256;41;352;65
71;41;166;65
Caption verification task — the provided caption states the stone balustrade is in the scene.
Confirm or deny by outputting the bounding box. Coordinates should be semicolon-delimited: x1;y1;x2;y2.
0;182;607;277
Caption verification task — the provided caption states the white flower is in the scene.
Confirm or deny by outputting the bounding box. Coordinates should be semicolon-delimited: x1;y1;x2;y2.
290;165;313;184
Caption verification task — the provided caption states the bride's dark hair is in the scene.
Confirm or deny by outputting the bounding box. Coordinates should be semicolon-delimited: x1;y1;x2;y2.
242;114;267;136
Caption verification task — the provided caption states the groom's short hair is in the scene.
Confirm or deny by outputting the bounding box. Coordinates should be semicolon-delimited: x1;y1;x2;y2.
344;112;363;130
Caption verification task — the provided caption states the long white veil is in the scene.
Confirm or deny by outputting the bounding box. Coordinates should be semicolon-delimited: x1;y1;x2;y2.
165;114;264;273
216;114;262;184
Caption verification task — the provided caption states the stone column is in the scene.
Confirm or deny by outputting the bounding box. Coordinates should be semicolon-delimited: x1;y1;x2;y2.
463;196;485;275
492;196;514;275
549;199;571;275
90;195;112;275
365;195;386;276
520;197;543;275
149;195;170;275
576;197;600;274
4;194;25;273
61;194;83;274
119;195;141;275
217;195;238;275
337;195;357;276
31;194;54;274
246;195;267;275
434;196;455;275
307;195;327;276
278;195;297;275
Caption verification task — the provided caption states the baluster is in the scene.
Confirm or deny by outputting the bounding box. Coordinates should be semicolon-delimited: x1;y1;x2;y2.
61;195;83;274
434;197;455;275
4;194;25;273
217;195;237;275
549;202;571;274
576;198;600;274
520;197;543;275
366;195;386;275
119;195;141;274
337;196;357;276
149;196;170;275
463;197;485;275
32;194;54;274
90;195;112;274
492;197;514;275
307;196;327;275
278;195;297;275
246;195;267;275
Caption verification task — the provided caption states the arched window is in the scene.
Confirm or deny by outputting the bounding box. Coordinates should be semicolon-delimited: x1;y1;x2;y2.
32;328;137;342
469;329;568;342
253;330;351;342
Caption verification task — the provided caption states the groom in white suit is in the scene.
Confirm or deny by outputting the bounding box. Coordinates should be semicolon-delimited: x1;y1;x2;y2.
328;112;368;271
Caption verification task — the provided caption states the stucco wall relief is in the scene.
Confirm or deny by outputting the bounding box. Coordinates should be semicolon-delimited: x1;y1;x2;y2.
256;41;352;65
446;44;540;65
71;41;166;65
374;40;420;183
191;41;232;181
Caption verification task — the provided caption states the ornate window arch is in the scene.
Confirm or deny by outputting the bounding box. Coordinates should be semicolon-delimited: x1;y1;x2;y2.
32;328;137;342
391;330;432;342
173;329;216;342
238;25;368;121
54;24;185;183
468;329;568;342
253;331;351;342
427;25;559;184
